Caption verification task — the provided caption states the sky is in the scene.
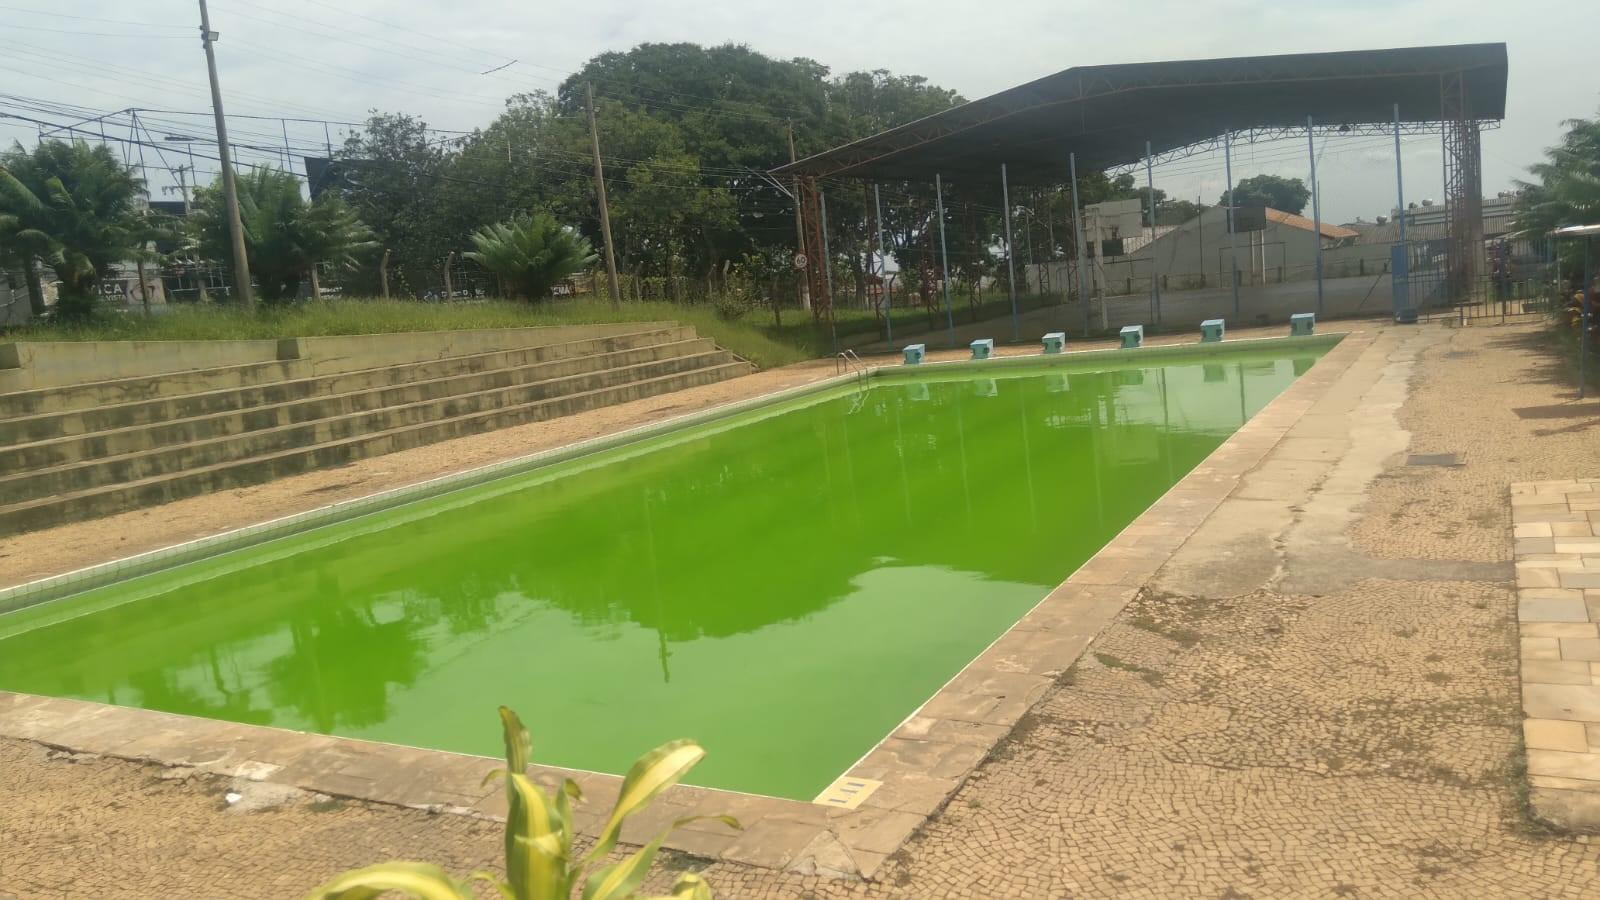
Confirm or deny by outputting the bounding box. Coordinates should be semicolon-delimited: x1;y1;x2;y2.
2;0;1597;225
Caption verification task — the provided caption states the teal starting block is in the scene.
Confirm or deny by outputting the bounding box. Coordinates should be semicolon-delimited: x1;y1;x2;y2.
903;343;926;365
1042;332;1066;355
970;338;994;360
1290;312;1315;336
1200;318;1225;343
1120;324;1144;349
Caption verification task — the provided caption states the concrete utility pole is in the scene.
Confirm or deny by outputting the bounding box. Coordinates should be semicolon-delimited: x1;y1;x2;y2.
197;0;252;310
584;83;621;306
788;120;809;312
172;164;192;215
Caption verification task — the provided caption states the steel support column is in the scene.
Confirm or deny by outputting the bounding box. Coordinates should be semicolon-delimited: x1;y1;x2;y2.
935;173;956;347
1001;163;1019;342
820;190;838;357
1224;128;1239;318
1307;115;1324;314
874;184;892;345
799;177;830;322
1145;140;1160;326
1070;152;1089;335
1442;71;1484;303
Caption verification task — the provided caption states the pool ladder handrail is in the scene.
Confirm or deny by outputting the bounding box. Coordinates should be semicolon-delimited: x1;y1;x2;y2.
834;349;867;388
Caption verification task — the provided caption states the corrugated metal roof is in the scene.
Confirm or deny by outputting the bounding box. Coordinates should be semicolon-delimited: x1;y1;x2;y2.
1264;209;1359;241
775;43;1507;184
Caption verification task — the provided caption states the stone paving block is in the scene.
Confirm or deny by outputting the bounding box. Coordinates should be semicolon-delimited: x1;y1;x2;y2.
1528;749;1600;781
1560;571;1600;589
1524;683;1600;721
1521;597;1591;623
1554;540;1600;554
1553;521;1600;537
1521;623;1599;639
718;818;826;870
1519;567;1566;588
1522;661;1595;685
1526;719;1591;752
1517;522;1555;538
1518;538;1558;554
1562;639;1600;661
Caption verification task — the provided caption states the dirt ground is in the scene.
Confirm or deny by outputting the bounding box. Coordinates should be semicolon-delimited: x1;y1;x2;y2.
6;319;1600;898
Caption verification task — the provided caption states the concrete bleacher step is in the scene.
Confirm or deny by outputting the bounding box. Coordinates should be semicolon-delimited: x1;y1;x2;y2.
0;325;697;445
0;349;743;505
0;359;751;536
0;358;312;419
0;336;717;473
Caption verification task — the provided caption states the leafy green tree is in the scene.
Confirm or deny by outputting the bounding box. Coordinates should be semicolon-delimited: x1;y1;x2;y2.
465;212;598;300
1517;115;1600;240
1219;174;1310;214
335;113;456;295
0;140;157;321
191;167;375;303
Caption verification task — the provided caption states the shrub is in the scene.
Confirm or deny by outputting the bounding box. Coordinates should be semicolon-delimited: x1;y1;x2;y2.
304;707;737;899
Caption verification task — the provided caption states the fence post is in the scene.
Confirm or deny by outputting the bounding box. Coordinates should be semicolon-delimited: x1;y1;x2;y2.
443;251;454;300
380;249;391;300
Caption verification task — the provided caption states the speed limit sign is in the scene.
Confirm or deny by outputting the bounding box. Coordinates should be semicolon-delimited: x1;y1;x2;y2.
792;253;808;269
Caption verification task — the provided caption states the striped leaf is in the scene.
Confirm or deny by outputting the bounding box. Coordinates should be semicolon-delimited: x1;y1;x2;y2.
584;740;705;864
302;861;471;899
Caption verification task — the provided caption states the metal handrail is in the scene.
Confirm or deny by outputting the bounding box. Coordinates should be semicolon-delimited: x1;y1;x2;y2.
834;349;868;390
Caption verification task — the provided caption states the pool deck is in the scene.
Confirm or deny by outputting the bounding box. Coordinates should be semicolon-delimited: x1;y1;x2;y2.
6;318;1600;897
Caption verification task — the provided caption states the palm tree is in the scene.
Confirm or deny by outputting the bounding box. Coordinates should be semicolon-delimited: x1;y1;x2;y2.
0;140;156;321
465;212;597;300
191;167;375;303
1517;116;1600;247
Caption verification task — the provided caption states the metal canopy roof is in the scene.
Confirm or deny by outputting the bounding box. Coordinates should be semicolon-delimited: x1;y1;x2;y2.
774;43;1507;186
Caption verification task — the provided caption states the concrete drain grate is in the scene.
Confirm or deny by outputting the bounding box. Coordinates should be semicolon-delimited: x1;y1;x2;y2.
813;775;881;809
1407;452;1464;467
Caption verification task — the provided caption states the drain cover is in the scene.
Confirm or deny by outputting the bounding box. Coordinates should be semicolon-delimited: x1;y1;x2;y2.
813;775;882;809
1407;452;1464;467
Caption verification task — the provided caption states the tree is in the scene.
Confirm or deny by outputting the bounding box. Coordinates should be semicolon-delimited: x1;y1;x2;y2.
1219;174;1310;214
0;140;156;321
465;212;598;300
1517;115;1600;241
335;113;456;296
192;167;375;303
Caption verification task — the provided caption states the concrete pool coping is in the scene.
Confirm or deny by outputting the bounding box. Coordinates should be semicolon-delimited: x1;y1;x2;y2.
0;329;1365;880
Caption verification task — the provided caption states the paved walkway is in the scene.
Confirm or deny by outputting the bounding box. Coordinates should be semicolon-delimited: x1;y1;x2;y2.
5;321;1600;898
1512;478;1600;829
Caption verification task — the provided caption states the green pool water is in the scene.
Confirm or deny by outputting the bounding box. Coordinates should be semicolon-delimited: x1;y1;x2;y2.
0;347;1323;800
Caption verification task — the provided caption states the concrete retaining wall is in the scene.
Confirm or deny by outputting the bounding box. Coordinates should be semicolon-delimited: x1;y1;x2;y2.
0;322;676;392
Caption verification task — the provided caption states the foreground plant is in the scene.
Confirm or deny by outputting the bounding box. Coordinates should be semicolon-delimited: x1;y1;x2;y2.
305;707;736;899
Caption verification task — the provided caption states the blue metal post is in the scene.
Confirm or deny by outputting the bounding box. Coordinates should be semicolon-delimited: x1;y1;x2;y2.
874;183;891;345
935;173;956;347
1224;128;1239;318
1070;152;1089;335
1307;115;1324;315
1001;163;1019;342
1145;140;1160;326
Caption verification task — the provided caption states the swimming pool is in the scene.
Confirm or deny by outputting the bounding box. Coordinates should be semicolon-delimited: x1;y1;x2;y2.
0;343;1326;800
